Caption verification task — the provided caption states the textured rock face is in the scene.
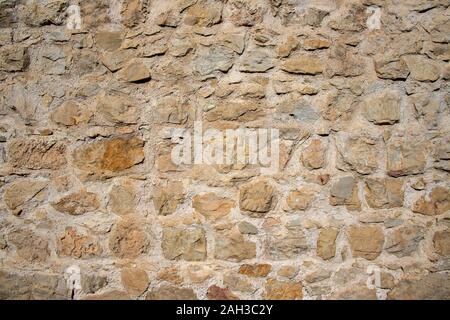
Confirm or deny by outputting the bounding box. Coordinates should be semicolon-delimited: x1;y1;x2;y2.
1;0;449;301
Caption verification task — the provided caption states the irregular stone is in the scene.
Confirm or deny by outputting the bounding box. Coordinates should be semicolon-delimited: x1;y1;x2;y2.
0;270;68;300
157;266;182;285
404;55;440;82
24;0;68;26
192;45;235;77
317;228;339;260
412;186;450;216
330;282;377;300
119;60;151;83
109;216;149;259
108;179;138;216
162;227;207;261
239;180;277;217
363;90;401;125
214;230;256;262
384;224;424;257
0;45;29;72
121;267;149;296
235;218;258;234
303;38;331;50
364;178;404;209
328;3;366;32
100;49;134;72
326;44;365;77
41;45;66;75
95;31;123;51
193;193;234;220
266;224;308;259
80;273;108;294
277;36;298;58
330;176;360;211
348;226;384;261
239;50;274;73
223;272;254;292
374;57;409;80
301;139;326;170
264;279;303;300
72;136;145;178
52;190;100;215
433;230;450;256
281;55;324;75
96;93;140;124
207;285;239;300
57;227;102;258
153;181;185;216
228;0;264;26
283;188;315;211
146;285;197;300
184;0;222;27
335;133;380;175
51;101;92;126
387;138;427;177
278;266;299;279
7;138;67;170
239;264;271;277
205;100;263;122
8;229;49;263
388;273;450;300
3;179;47;214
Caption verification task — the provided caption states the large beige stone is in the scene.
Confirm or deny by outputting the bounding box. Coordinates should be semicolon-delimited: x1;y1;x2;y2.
283;188;315;211
214;230;256;262
162;227;207;261
239;180;277;217
95;31;123;51
412;186;450;216
348;226;384;260
207;285;239;300
281;55;324;75
96;94;140;124
364;178;404;209
301;139;326;170
57;227;102;258
264;279;303;300
3;179;47;214
387;138;427;177
385;225;424;257
72;136;145;178
433;230;450;256
193;193;234;220
8;229;49;263
7;138;67;170
153;181;185;216
239;264;271;277
108;179;138;216
404;55;440;82
109;216;149;259
52;190;100;215
330;176;361;211
121;266;149;296
388;273;450;300
363;90;401;125
317;228;339;260
51;101;92;126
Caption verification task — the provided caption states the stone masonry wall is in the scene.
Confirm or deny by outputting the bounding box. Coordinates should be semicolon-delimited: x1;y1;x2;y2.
0;0;450;300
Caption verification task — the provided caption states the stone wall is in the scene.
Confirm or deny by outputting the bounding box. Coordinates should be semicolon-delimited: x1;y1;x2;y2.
0;0;449;300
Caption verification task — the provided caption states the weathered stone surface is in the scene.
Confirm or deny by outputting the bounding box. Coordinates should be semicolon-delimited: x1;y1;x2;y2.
364;178;404;209
8;229;49;263
264;279;303;300
223;272;254;292
239;50;274;73
121;266;149;296
348;226;384;260
228;0;264;26
385;225;425;257
388;273;450;300
330;176;360;211
72;136;145;177
52;190;100;215
205;100;263;122
330;282;377;300
119;61;151;83
207;285;239;300
109;216;149;259
215;230;256;262
433;230;450;256
317;228;339;260
153;181;185;216
192;45;235;77
0;45;29;72
301;139;326;170
7;138;67;170
3;179;47;214
185;0;222;27
281;55;324;75
146;285;197;300
277;36;298;58
239;180;277;217
162;227;207;261
96;94;140;124
387;139;427;177
239;264;271;277
412;187;450;216
95;31;124;51
335;133;380;175
374;57;409;80
51;101;92;126
57;227;102;258
266;224;308;259
0;270;68;300
108;179;138;216
404;55;440;82
237;221;258;235
193;193;234;220
283;188;315;211
363;90;401;125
